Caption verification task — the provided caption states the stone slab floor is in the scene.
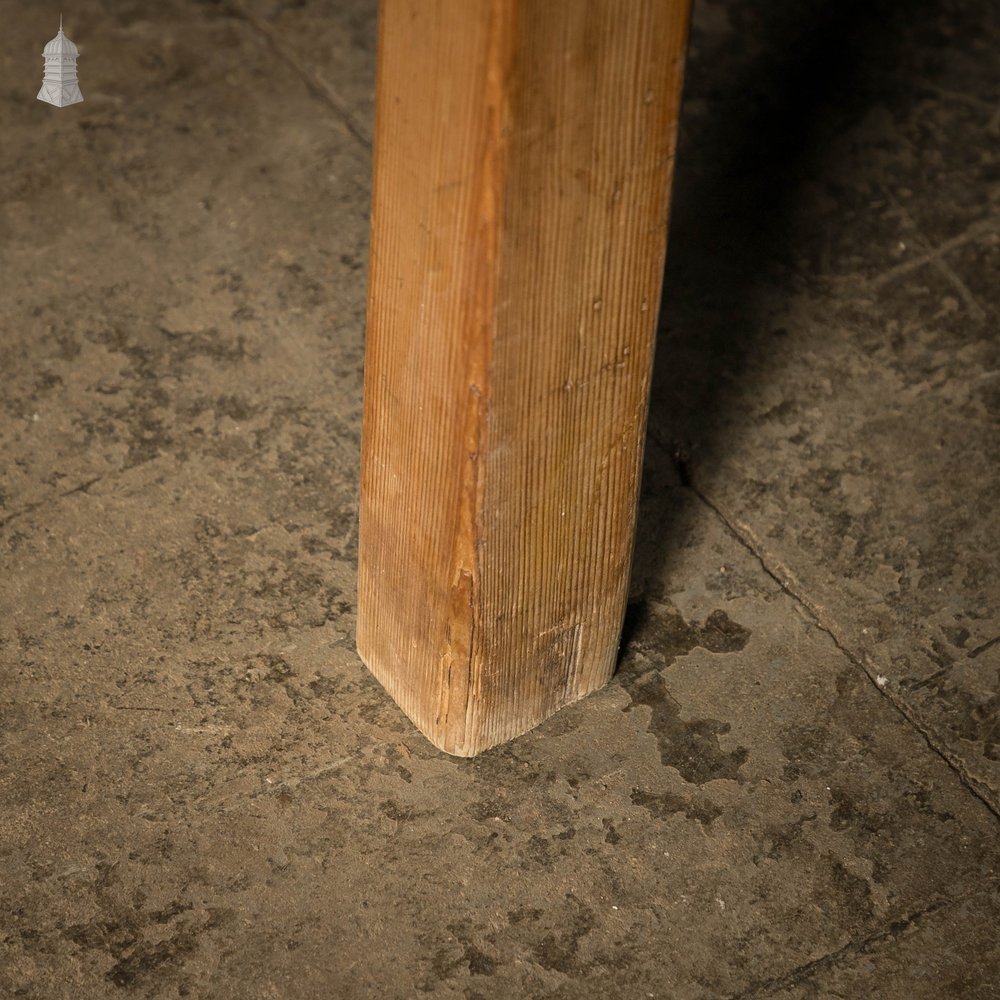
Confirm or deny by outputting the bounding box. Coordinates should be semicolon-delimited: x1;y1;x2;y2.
1;1;997;997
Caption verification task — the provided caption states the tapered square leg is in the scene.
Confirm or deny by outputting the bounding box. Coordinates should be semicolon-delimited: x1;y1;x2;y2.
358;0;691;755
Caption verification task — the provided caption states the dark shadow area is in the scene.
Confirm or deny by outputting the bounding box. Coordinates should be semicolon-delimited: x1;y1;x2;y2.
621;0;946;656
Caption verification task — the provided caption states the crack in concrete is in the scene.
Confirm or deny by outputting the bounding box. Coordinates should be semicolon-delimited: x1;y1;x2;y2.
724;895;956;999
968;635;1000;660
685;482;1000;824
0;475;103;530
878;190;989;320
226;1;373;150
863;215;997;292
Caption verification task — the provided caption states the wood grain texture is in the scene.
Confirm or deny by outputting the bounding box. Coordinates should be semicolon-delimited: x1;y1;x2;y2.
358;0;691;755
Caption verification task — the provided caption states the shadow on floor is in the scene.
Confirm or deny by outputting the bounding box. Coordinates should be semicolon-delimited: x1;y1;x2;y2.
623;0;942;647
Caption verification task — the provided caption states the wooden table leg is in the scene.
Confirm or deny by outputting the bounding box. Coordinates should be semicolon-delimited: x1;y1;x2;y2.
358;0;691;755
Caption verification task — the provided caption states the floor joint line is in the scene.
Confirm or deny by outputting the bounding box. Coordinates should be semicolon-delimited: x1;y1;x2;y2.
673;465;1000;825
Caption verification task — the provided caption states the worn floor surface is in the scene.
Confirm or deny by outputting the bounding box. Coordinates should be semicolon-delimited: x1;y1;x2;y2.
1;1;997;998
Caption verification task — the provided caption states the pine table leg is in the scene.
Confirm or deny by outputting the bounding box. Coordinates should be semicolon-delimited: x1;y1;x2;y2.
358;0;692;755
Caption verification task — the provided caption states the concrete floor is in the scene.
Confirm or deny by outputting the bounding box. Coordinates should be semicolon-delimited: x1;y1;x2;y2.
1;0;997;997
